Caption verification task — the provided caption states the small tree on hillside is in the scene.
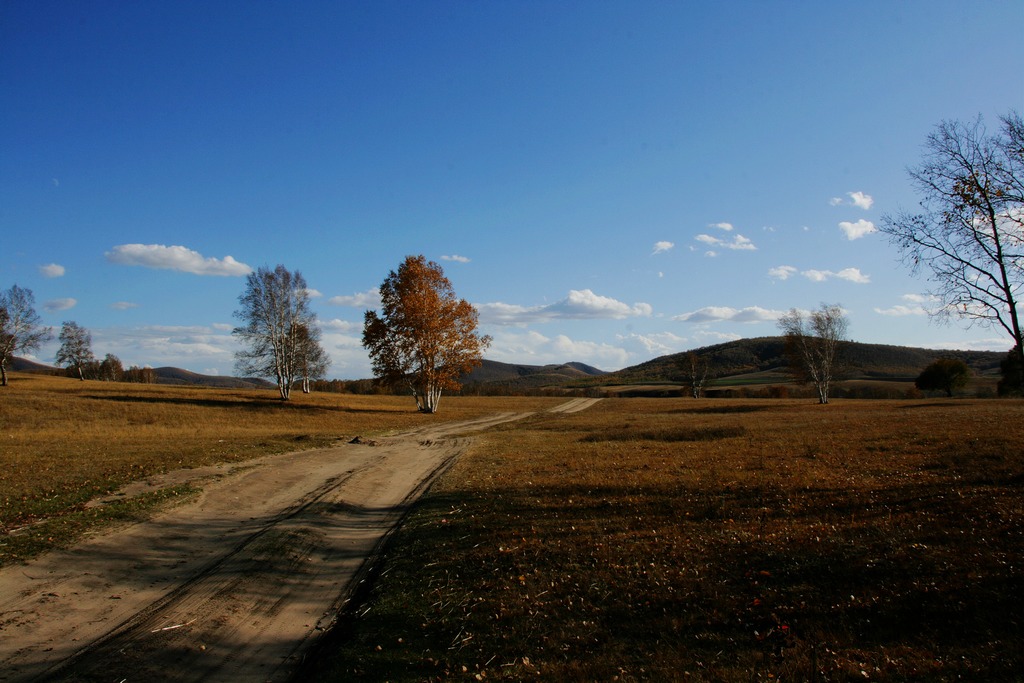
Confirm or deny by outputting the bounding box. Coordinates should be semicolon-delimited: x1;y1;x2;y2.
0;285;51;386
778;303;849;404
915;358;971;397
99;353;125;382
363;255;491;413
55;321;94;380
676;352;712;398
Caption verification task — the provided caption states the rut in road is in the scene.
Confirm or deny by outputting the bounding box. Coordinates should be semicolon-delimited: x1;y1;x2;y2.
0;399;599;683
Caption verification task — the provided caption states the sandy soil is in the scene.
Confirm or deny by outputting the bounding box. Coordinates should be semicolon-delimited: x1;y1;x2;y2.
0;400;599;682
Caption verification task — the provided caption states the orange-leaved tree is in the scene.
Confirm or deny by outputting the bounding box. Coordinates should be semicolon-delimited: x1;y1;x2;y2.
363;255;491;413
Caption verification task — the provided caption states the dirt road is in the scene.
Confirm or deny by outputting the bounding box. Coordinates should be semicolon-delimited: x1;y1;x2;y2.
0;401;597;682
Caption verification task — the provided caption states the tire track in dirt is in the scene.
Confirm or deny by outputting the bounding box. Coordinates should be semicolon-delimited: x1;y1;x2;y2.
0;400;598;682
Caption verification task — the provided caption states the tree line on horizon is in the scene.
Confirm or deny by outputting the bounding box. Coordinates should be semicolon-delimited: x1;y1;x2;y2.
2;111;1022;404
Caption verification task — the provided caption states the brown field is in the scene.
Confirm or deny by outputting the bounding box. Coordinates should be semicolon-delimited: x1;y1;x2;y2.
304;397;1024;682
0;372;562;564
3;374;1023;681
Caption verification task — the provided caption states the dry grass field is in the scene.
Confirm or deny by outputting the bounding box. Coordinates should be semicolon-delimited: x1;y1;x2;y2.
305;397;1024;682
0;372;561;564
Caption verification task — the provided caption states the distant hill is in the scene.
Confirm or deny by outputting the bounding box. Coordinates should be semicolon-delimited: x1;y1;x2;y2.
601;336;1006;386
461;359;606;391
152;367;276;389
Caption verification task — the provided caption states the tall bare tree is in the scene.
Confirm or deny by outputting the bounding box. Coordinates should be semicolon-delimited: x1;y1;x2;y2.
0;285;51;386
778;303;849;404
879;112;1024;392
233;265;320;400
363;255;491;413
55;321;94;380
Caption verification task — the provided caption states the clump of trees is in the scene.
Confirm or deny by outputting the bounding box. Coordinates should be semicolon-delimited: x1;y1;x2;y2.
363;255;490;413
880;111;1023;395
915;358;971;397
0;285;50;386
233;265;329;400
778;303;849;404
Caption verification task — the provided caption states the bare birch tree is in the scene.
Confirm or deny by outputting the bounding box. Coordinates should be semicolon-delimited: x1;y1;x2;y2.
879;112;1024;392
778;303;849;404
55;321;94;380
292;322;331;393
0;285;51;386
233;265;320;400
363;255;491;413
677;352;711;398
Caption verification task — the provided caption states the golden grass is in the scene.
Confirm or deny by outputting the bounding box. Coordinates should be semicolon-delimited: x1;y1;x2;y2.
306;397;1024;681
0;372;562;562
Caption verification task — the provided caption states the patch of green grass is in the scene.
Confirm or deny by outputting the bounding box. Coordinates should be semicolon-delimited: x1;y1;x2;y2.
1;484;198;566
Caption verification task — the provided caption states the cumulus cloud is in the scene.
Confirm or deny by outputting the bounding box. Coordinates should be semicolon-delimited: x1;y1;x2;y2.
106;244;252;276
710;222;734;231
768;265;798;281
111;301;139;310
441;254;470;263
875;293;940;316
478;289;653;325
305;288;323;298
485;329;630;370
848;191;874;210
652;241;674;255
802;267;870;283
328;288;382;308
673;306;784;324
39;263;65;278
322;318;362;333
839;219;878;240
831;191;874;210
694;233;756;251
44;298;77;312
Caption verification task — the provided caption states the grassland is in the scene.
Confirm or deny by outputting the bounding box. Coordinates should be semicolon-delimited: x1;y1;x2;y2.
304;398;1024;682
0;372;560;564
4;373;1022;680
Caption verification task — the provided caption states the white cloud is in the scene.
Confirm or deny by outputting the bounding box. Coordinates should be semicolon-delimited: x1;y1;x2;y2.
106;244;252;276
441;254;470;263
801;267;870;284
305;288;323;298
111;301;139;310
710;222;734;231
875;293;941;316
485;329;630;371
768;265;798;280
44;297;77;312
838;219;877;240
328;288;382;308
652;241;674;255
322;318;362;333
695;233;756;251
831;191;874;210
39;263;65;278
673;306;784;324
874;304;927;317
478;289;653;325
848;191;874;210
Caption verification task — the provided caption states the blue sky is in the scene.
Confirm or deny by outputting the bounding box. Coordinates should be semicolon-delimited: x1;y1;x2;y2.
3;1;1023;379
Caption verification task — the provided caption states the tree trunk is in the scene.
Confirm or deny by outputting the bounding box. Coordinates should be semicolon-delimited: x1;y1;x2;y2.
1;363;7;386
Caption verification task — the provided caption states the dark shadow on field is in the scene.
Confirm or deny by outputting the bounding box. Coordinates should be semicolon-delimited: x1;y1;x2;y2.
79;393;405;414
300;469;1024;681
